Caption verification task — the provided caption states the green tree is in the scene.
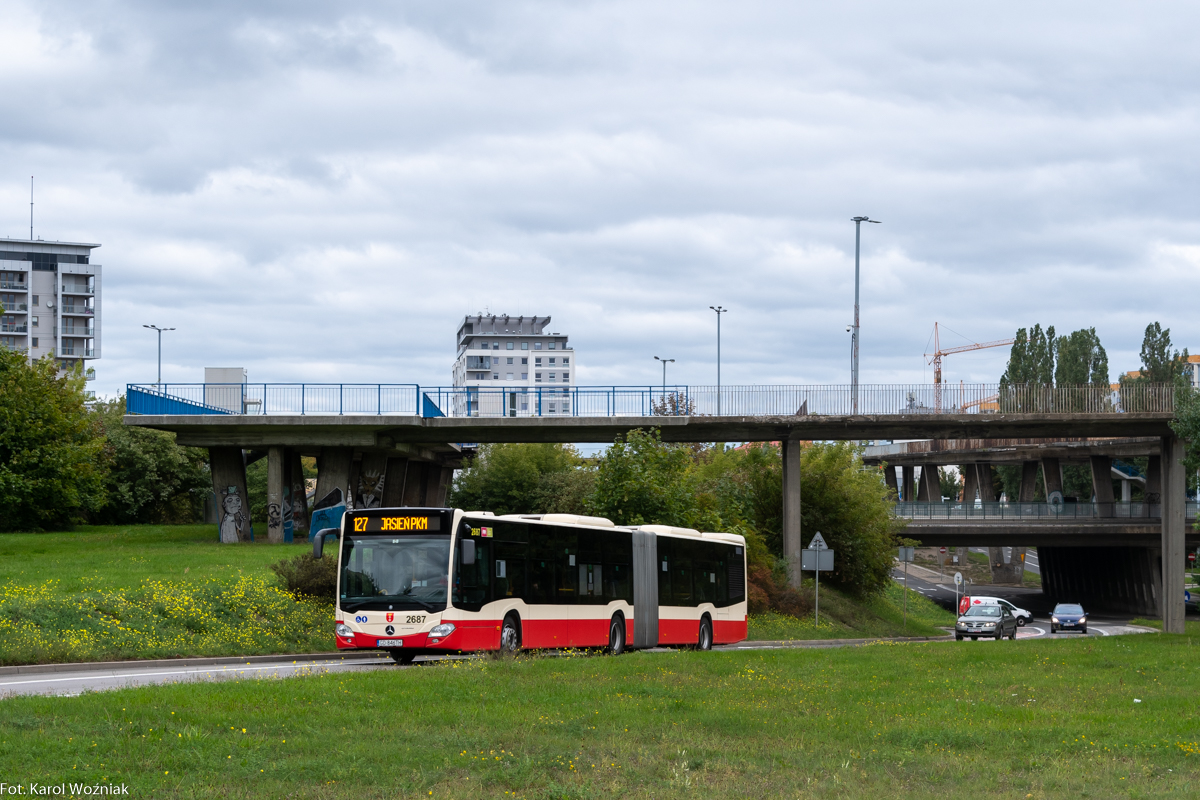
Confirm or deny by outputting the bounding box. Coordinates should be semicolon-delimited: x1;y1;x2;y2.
1055;328;1109;386
589;429;718;530
449;442;588;516
793;442;902;597
1001;324;1056;385
91;396;211;524
1138;322;1178;383
0;348;105;531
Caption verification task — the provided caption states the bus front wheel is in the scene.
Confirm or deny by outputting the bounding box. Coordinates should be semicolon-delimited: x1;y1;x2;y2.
500;613;522;654
608;614;626;655
698;617;713;651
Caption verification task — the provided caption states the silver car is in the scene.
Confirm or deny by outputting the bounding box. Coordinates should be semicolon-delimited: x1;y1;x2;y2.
955;604;1018;641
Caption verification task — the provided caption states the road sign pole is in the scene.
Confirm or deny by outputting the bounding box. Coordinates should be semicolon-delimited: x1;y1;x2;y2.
815;563;819;628
903;560;908;633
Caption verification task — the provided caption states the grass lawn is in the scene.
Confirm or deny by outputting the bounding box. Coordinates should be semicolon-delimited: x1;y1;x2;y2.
748;581;955;641
3;631;1200;798
0;526;325;665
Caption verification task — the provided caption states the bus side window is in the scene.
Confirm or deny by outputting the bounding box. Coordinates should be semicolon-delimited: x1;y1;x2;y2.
604;530;633;603
577;530;604;604
694;542;720;606
494;522;528;601
529;527;555;604
658;537;672;606
554;527;577;604
672;538;695;607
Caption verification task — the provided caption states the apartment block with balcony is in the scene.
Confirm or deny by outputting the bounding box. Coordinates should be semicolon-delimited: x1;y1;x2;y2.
451;314;575;415
0;238;101;380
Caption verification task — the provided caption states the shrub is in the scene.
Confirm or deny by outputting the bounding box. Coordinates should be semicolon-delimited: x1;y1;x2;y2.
270;554;338;602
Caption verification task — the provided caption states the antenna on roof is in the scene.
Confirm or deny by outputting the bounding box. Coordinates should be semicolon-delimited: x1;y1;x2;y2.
30;176;34;241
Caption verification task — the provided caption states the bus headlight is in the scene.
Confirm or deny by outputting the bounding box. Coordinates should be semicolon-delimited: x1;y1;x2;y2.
336;623;353;637
429;623;456;638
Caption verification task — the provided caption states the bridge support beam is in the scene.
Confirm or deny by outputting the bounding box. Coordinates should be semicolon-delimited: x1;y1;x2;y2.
782;439;802;588
382;457;409;507
1090;455;1114;515
314;447;353;510
962;463;979;504
1020;461;1039;503
902;465;915;502
1041;457;1063;499
917;464;937;501
287;449;308;537
1162;435;1186;633
883;464;899;498
209;446;252;543
267;446;285;542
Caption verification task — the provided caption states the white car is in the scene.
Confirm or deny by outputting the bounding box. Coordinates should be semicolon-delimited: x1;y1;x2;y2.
965;595;1032;626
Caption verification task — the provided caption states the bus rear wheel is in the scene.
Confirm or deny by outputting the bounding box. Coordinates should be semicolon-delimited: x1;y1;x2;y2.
500;614;522;655
697;617;713;651
608;614;626;655
390;650;416;665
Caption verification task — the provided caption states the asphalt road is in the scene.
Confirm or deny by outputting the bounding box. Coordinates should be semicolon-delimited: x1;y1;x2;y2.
891;567;1153;640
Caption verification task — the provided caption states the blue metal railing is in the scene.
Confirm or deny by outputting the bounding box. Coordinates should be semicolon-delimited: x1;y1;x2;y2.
893;501;1199;520
124;382;1177;418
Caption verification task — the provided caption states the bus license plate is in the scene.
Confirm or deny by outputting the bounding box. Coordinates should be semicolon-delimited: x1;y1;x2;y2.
377;639;404;647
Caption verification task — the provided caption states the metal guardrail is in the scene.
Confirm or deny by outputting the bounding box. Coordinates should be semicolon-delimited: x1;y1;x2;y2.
124;382;1179;418
893;501;1200;520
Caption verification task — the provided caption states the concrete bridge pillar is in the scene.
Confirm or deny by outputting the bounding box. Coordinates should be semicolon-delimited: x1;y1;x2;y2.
1090;455;1114;516
782;439;802;588
1019;461;1039;503
287;450;308;537
1041;457;1063;499
267;446;285;543
382;457;409;507
314;447;353;510
1145;455;1162;513
209;446;252;543
917;465;937;501
962;463;979;504
902;465;915;502
1162;435;1186;633
883;464;899;498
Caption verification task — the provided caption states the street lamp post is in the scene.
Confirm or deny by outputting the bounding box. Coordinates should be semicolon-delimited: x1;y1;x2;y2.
654;355;675;414
143;324;175;389
850;216;881;414
709;306;727;415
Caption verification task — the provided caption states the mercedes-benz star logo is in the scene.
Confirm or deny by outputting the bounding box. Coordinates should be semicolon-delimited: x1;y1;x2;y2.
385;625;395;636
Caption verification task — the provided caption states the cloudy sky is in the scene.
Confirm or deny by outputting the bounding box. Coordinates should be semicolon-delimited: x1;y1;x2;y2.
3;1;1199;401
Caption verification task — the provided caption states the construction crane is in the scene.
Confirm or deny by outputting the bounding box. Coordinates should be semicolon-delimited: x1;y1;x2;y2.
925;323;1015;412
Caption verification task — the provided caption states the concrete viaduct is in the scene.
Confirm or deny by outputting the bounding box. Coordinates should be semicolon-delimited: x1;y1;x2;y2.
126;407;1190;632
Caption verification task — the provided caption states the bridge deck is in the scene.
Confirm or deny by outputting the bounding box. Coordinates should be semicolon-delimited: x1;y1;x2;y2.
125;412;1177;446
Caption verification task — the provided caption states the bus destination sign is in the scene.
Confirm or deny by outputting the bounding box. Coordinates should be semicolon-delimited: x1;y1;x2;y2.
351;515;442;533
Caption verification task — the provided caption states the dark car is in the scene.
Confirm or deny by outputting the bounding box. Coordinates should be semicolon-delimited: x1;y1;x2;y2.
1051;603;1087;634
955;604;1019;641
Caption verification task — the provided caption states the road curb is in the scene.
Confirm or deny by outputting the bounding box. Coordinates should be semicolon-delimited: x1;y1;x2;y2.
0;651;381;677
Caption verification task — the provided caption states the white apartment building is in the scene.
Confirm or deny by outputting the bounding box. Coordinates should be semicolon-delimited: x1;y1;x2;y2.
0;238;101;380
452;314;575;415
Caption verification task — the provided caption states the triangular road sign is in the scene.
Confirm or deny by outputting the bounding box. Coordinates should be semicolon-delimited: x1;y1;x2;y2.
807;532;828;550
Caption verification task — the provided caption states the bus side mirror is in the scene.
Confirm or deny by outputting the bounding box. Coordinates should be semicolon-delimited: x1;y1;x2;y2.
461;539;476;566
313;528;339;559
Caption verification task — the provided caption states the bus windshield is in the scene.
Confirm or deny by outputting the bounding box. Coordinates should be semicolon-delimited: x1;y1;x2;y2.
340;535;451;612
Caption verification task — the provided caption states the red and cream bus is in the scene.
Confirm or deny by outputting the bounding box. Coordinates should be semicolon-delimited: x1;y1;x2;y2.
313;507;748;663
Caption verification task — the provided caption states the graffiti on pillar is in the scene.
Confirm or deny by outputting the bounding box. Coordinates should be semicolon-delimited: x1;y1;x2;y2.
268;502;283;537
219;486;249;544
357;470;385;509
281;487;294;543
309;487;346;541
291;478;308;532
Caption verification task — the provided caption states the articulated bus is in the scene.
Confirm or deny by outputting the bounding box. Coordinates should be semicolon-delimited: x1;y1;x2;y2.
312;507;748;663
